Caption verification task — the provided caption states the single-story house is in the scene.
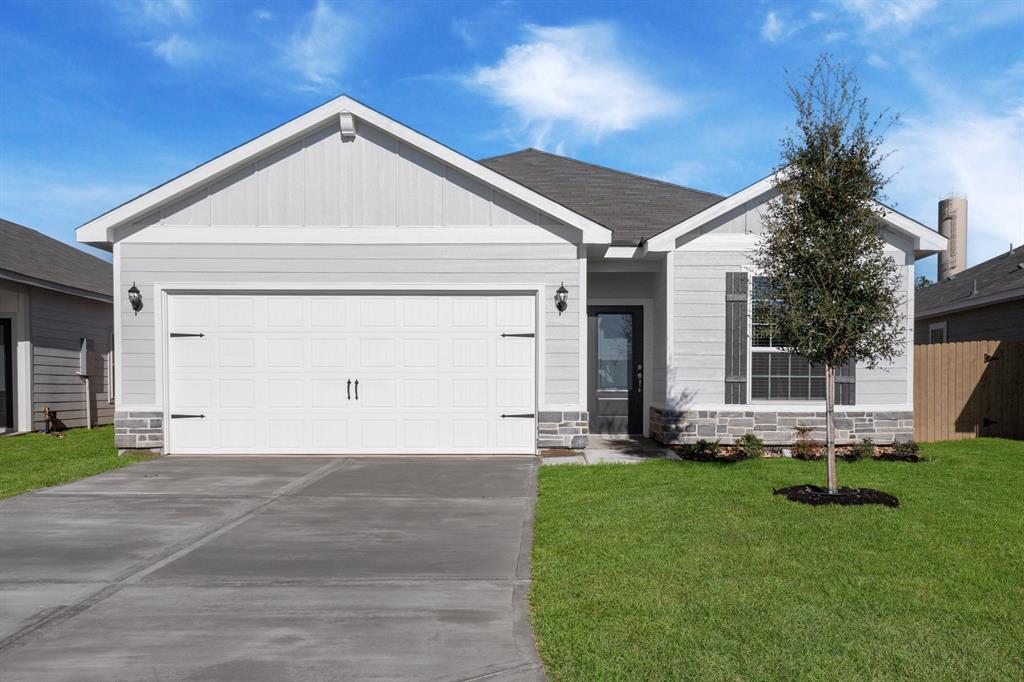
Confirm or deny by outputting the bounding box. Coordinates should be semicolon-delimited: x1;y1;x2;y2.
76;96;947;455
915;245;1024;343
1;219;114;433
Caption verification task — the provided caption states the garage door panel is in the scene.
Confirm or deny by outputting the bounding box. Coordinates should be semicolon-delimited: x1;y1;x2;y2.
168;293;536;454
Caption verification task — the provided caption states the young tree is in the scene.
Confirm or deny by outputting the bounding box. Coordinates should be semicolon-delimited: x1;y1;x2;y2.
752;55;905;493
915;275;934;289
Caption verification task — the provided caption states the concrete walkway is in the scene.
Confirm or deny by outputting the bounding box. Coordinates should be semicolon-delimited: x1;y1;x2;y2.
542;436;679;465
0;456;544;681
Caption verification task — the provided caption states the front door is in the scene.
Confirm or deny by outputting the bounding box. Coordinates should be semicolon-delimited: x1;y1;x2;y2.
587;306;643;435
0;319;12;433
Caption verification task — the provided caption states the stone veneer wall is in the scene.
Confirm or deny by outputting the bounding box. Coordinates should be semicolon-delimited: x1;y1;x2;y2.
538;411;589;449
114;411;164;452
650;407;913;445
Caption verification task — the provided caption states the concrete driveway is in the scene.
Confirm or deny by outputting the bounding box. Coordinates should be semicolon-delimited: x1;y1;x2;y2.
0;456;544;681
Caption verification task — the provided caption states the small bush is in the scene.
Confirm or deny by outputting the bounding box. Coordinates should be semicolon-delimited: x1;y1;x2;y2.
842;437;876;462
790;425;821;460
679;439;721;461
892;440;920;456
735;433;765;459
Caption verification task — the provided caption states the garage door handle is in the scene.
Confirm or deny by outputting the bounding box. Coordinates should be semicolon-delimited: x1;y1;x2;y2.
354;379;359;400
169;332;205;338
347;379;351;400
500;333;535;338
500;413;534;418
171;413;205;419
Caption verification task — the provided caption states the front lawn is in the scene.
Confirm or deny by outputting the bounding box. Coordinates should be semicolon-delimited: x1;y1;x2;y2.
531;438;1024;681
0;426;154;499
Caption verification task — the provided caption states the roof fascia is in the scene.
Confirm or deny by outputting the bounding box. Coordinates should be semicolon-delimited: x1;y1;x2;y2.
77;96;612;246
643;170;948;256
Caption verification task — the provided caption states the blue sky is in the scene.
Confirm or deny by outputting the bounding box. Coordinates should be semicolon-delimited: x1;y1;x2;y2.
1;0;1022;279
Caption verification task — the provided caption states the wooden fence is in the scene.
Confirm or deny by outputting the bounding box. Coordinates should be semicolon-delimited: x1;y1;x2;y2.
914;340;1024;442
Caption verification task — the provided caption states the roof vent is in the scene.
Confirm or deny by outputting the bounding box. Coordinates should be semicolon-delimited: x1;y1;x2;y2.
1017;263;1024;270
971;279;978;296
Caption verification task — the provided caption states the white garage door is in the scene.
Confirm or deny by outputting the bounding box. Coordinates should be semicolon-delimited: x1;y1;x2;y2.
166;293;536;454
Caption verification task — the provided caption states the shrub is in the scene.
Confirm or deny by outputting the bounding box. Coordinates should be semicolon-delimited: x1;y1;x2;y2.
735;433;765;459
843;437;875;462
791;425;821;460
680;439;721;461
892;440;920;456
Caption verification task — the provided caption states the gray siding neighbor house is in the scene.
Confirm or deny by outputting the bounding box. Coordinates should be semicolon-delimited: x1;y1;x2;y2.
915;245;1024;344
75;96;947;455
0;219;114;433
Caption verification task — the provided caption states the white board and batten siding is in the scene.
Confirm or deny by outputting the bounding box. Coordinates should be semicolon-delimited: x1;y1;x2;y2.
669;199;915;410
128;118;565;231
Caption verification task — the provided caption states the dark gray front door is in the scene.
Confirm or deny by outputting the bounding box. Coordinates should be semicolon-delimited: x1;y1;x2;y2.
587;307;643;435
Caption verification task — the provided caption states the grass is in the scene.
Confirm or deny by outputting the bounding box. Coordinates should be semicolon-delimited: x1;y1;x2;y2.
0;426;154;499
530;438;1024;681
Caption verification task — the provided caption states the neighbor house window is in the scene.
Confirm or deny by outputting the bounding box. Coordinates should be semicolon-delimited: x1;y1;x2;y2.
928;321;946;344
750;276;826;401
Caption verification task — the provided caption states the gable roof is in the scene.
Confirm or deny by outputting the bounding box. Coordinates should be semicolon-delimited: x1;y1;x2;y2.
480;148;723;246
1;219;112;301
642;171;948;256
916;245;1024;318
76;96;612;248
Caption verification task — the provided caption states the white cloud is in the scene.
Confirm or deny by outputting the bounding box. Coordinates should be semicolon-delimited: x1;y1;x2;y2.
283;0;353;92
887;107;1024;264
253;8;273;21
468;23;680;149
837;0;937;32
150;33;200;66
866;53;890;69
137;0;193;25
761;12;786;42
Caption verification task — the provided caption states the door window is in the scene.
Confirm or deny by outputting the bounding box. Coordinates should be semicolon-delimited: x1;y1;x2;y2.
596;313;632;390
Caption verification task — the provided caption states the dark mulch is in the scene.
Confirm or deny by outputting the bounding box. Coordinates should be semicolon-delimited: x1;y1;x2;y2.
774;484;899;508
875;452;926;463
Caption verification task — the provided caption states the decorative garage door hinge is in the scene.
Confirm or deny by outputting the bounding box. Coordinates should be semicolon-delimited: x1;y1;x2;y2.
170;332;205;338
500;333;534;338
500;413;535;419
170;414;206;419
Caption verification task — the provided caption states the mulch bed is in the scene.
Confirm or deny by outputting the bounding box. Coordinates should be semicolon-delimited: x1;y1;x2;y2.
875;451;926;463
774;484;899;507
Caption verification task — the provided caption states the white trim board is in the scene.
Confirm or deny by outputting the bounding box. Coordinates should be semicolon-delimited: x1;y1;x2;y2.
78;96;613;247
643;170;947;256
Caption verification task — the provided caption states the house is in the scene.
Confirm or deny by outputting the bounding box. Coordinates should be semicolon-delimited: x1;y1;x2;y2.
75;96;946;454
0;219;114;434
915;245;1024;344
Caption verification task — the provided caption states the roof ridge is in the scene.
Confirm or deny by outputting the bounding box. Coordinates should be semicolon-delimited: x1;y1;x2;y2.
939;244;1024;282
482;148;724;199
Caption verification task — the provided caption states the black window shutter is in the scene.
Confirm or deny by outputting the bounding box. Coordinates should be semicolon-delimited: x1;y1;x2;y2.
835;359;856;405
725;272;748;404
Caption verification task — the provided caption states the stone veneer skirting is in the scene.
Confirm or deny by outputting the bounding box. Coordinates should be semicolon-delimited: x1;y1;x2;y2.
538;411;589;449
115;411;164;452
650;407;914;445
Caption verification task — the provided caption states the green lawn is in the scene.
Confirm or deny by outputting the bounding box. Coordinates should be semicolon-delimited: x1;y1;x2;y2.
531;438;1024;681
0;426;154;499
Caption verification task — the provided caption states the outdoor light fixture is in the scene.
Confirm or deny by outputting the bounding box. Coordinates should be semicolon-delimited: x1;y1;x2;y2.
555;282;569;315
127;282;143;315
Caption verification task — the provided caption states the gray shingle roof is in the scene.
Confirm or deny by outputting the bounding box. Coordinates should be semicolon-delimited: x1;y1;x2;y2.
479;149;724;245
916;245;1024;316
0;219;112;299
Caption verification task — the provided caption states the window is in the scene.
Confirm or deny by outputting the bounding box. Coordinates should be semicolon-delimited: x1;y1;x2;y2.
928;321;947;344
750;276;827;401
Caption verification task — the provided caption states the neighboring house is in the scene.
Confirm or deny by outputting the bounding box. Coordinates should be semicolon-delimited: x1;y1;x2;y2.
76;96;946;455
0;219;114;433
915;245;1024;344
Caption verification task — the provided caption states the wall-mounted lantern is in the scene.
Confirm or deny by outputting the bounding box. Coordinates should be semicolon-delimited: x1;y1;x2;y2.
127;282;143;315
554;282;569;315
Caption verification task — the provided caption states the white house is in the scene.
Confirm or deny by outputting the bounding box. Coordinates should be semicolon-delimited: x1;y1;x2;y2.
76;96;947;455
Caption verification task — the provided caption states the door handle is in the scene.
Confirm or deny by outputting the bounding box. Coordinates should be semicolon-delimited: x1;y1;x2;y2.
354;379;359;400
347;379;352;400
636;363;643;392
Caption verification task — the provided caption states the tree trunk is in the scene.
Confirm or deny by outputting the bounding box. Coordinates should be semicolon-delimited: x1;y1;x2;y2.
825;363;837;493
